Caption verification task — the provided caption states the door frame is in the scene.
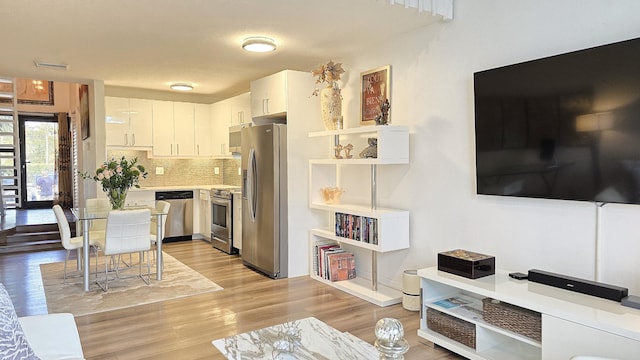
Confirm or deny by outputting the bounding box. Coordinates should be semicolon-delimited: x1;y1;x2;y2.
18;114;58;209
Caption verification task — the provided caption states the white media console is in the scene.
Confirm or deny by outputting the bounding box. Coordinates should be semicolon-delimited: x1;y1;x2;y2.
417;267;640;360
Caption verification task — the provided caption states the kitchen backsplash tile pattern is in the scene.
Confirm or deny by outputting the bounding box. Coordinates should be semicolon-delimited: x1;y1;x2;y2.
106;150;241;187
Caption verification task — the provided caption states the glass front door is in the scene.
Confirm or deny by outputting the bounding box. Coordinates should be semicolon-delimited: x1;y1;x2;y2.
19;115;58;208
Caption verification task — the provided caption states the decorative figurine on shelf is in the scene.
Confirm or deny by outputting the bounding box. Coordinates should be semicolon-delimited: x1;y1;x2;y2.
334;143;354;159
359;138;378;159
334;144;344;159
343;144;354;159
374;98;391;125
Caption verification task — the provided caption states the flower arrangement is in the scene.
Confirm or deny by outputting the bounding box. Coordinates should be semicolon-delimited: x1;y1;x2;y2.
311;60;345;97
80;156;147;209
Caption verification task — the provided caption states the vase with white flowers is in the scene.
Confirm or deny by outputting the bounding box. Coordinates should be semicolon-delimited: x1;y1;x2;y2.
312;60;345;130
80;156;148;209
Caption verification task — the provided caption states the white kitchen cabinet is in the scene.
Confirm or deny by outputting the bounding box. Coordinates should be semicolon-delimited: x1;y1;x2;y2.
250;71;287;118
125;190;155;208
105;97;153;148
173;102;195;156
151;100;195;157
151;100;174;156
229;92;251;125
197;189;211;241
210;99;231;156
194;103;213;156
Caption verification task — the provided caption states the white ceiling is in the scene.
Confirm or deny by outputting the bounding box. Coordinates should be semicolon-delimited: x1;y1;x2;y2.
0;0;446;102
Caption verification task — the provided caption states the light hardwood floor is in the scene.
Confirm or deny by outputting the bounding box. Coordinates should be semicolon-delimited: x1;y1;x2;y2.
0;240;464;360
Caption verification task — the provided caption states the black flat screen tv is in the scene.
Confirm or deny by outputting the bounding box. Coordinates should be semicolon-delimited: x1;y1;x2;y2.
474;37;640;204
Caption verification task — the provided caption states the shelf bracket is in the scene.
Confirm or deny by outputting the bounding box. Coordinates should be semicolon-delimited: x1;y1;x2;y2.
371;164;377;210
372;251;378;292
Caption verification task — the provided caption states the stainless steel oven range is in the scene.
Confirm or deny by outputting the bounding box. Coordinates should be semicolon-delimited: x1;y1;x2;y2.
211;188;237;254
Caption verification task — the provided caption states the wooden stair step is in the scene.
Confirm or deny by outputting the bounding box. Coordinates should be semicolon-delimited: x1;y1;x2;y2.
0;239;63;254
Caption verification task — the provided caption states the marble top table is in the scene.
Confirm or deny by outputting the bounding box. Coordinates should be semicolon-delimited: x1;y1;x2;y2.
212;317;378;359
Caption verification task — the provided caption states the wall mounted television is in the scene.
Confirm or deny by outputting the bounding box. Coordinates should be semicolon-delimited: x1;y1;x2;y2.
474;37;640;204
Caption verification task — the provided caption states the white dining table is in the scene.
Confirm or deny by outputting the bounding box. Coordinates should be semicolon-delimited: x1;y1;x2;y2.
71;206;167;292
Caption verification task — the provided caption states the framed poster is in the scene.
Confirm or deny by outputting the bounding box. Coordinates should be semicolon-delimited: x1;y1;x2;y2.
360;65;390;126
0;79;54;105
79;85;90;140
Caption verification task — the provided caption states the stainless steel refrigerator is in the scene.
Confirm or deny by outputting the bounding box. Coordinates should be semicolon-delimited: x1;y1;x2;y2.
241;123;288;279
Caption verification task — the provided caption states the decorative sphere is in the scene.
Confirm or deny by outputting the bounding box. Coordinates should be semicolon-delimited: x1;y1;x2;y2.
375;318;404;343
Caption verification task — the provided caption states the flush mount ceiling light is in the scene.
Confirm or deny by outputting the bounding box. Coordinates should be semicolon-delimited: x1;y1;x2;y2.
170;83;193;91
34;60;69;71
242;37;276;53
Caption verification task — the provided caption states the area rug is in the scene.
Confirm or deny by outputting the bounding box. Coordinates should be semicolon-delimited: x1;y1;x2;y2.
40;253;223;317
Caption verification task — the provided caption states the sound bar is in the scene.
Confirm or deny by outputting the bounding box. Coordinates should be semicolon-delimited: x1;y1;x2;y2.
528;269;628;302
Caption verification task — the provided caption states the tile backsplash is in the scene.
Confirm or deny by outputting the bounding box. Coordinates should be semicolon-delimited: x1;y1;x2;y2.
107;150;241;187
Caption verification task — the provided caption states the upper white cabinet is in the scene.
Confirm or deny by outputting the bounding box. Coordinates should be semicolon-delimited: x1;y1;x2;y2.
250;71;287;118
105;97;153;148
152;100;195;157
208;92;250;157
194;103;213;156
211;99;231;156
229;92;251;126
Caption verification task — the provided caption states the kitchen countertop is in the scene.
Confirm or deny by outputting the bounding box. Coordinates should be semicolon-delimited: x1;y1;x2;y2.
131;185;240;192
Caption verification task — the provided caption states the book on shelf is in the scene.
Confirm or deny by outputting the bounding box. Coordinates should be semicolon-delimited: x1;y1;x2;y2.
430;295;483;321
328;252;356;282
432;296;472;309
335;212;378;244
312;239;357;281
320;245;343;279
313;239;338;276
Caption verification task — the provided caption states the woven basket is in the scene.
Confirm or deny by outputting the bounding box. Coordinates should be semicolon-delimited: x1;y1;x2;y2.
427;308;476;349
482;298;541;342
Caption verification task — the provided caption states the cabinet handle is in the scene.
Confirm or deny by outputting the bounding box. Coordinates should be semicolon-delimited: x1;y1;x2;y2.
197;144;200;155
124;133;128;146
131;133;135;146
171;144;173;155
264;98;269;114
176;144;180;155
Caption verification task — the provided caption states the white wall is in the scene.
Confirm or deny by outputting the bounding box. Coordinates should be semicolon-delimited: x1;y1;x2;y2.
329;0;640;294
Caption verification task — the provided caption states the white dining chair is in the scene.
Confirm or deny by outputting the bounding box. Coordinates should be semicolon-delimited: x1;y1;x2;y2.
150;200;170;265
52;205;102;283
96;209;151;291
85;198;110;231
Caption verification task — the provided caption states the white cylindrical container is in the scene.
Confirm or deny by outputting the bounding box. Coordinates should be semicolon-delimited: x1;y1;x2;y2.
402;269;420;311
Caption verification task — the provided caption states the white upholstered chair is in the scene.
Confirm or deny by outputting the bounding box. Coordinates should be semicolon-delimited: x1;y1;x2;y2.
96;209;151;291
52;205;102;283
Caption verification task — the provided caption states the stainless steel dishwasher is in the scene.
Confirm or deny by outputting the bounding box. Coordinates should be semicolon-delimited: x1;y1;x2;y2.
155;190;193;242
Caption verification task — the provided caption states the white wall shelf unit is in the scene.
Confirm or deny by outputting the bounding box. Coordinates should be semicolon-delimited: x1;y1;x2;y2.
308;125;410;307
417;267;640;360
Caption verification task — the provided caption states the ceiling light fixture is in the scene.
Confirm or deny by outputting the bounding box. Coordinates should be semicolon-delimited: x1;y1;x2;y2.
170;83;193;91
34;60;69;70
242;37;276;53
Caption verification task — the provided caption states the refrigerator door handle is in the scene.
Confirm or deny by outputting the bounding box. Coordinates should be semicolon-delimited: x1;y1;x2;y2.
247;147;257;222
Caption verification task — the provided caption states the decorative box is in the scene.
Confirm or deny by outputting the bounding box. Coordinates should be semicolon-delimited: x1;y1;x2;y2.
437;249;495;279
